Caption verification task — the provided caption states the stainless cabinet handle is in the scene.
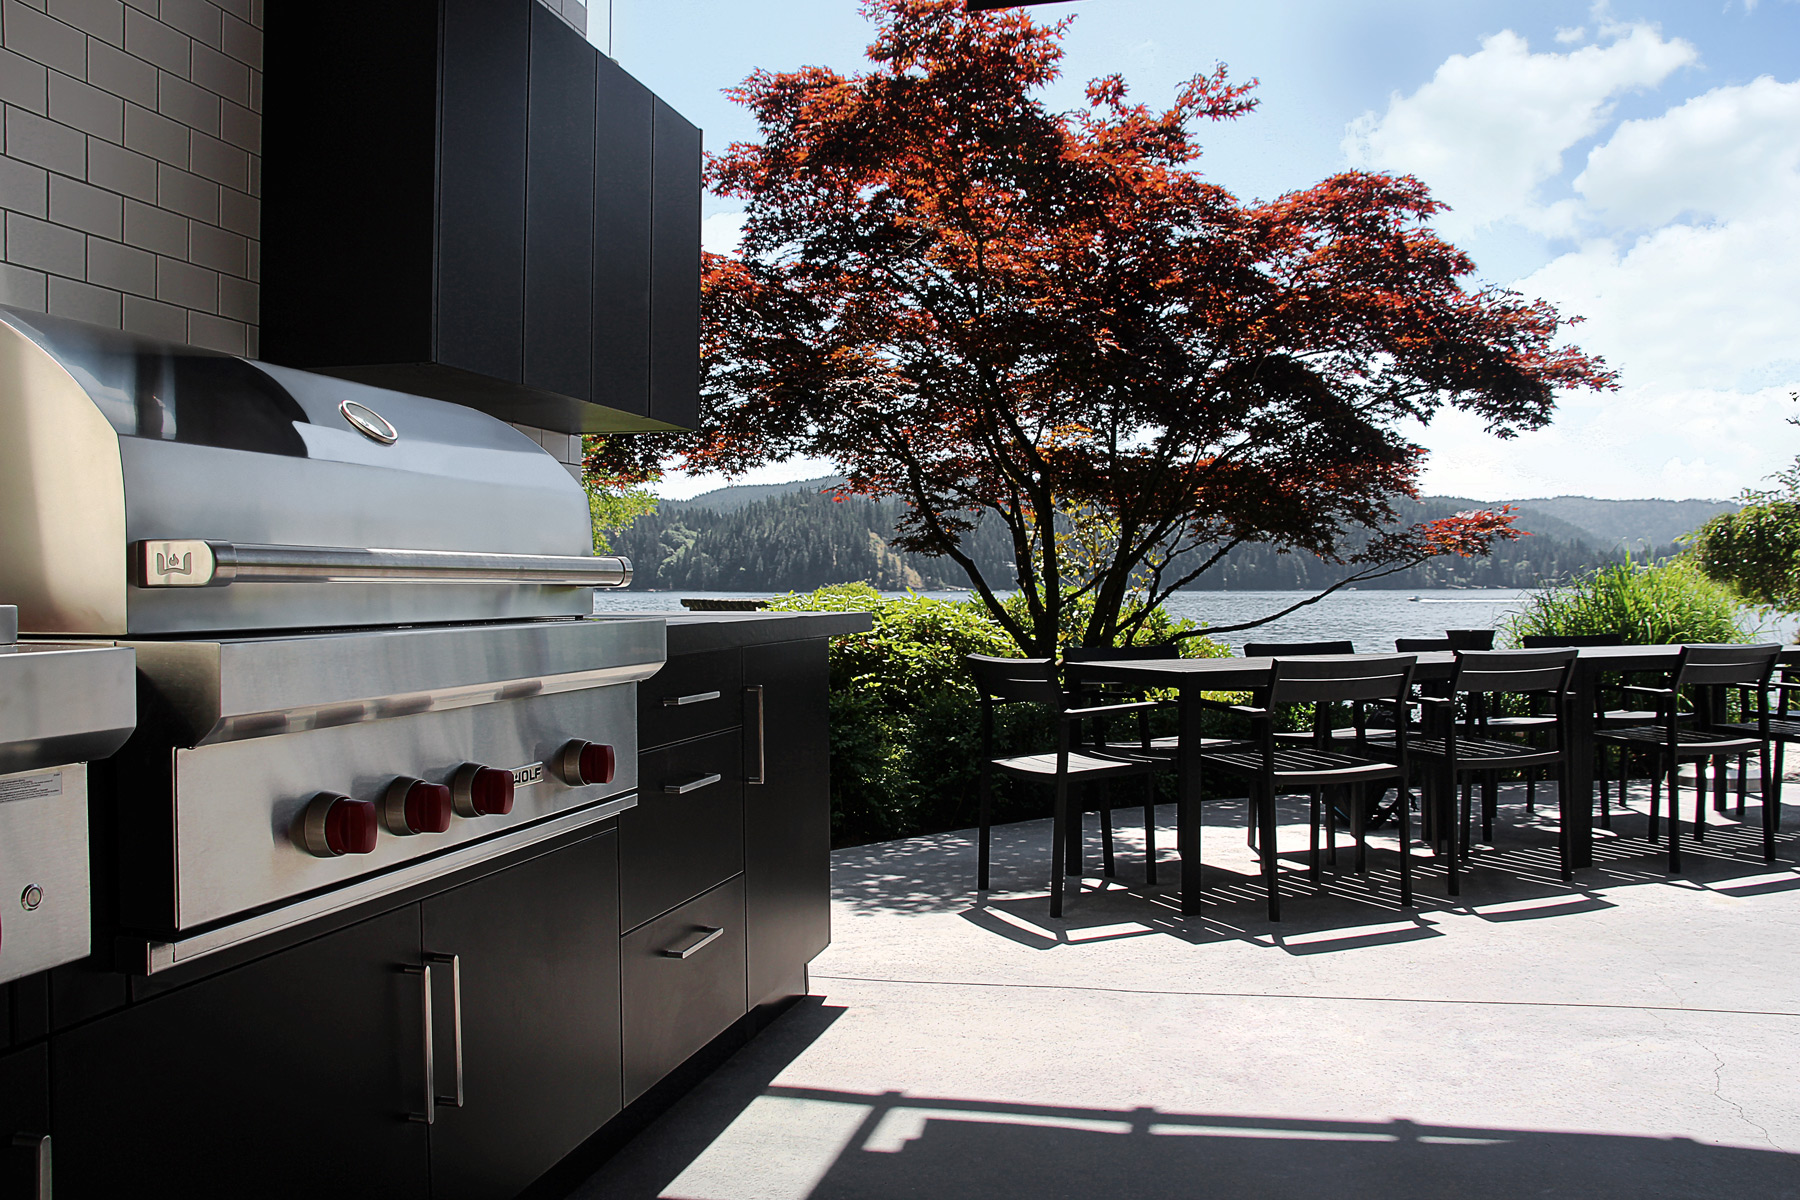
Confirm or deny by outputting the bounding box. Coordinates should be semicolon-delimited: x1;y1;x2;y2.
662;690;721;707
425;953;465;1109
745;685;766;785
660;926;725;959
662;772;722;795
404;961;436;1125
10;1135;50;1200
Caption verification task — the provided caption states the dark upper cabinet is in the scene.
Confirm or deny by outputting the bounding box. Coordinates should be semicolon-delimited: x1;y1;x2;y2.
261;0;703;434
593;57;653;419
526;1;598;401
651;98;704;432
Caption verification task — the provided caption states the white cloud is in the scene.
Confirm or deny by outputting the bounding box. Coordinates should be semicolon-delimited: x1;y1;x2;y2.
1575;75;1800;227
1341;26;1696;237
1357;30;1800;501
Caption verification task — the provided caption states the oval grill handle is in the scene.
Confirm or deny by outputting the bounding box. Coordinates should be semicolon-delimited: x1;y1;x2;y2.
134;540;632;589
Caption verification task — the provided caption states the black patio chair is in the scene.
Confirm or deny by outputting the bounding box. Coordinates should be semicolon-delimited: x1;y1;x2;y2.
1396;637;1452;652
1519;633;1651;825
1197;655;1417;920
1240;640;1362;852
1062;644;1186;884
1408;649;1578;894
968;655;1173;917
1593;644;1782;870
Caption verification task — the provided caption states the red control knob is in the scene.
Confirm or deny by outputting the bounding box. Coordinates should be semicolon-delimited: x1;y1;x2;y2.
453;764;515;817
559;740;616;787
384;777;453;835
302;794;379;857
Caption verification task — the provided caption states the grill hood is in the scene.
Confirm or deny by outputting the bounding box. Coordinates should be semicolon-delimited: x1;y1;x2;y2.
0;306;629;637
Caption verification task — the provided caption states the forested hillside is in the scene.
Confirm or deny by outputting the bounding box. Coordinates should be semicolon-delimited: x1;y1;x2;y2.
610;484;1698;593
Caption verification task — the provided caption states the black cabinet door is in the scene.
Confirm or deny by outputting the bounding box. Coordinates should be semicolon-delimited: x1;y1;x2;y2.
0;1045;48;1199
421;831;622;1200
648;97;703;430
51;909;429;1200
524;1;598;401
620;875;746;1104
742;639;832;1011
438;0;531;382
593;55;654;419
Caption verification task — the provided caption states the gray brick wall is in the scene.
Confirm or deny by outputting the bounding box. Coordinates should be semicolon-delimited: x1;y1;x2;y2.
0;0;262;354
2;0;590;464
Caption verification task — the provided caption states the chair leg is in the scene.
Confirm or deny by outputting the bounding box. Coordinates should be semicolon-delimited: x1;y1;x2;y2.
1459;773;1474;862
1668;758;1683;874
1556;760;1572;883
1144;776;1158;887
1050;777;1070;918
1099;784;1117;879
1260;779;1281;922
1763;744;1778;863
1599;745;1613;830
978;761;993;891
1695;759;1710;843
1481;773;1496;843
1398;781;1414;908
1714;752;1729;815
1648;755;1662;844
1066;784;1085;876
1442;763;1460;897
1353;784;1368;877
1247;791;1259;852
1309;790;1322;887
1526;769;1536;813
1325;788;1338;866
1737;750;1748;819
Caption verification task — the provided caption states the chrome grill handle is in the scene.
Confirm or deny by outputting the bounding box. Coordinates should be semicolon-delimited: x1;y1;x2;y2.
134;540;632;589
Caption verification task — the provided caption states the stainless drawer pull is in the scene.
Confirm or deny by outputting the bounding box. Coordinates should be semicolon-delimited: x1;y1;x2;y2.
662;772;722;795
662;690;721;707
746;685;766;785
425;952;465;1109
661;926;725;959
404;961;437;1125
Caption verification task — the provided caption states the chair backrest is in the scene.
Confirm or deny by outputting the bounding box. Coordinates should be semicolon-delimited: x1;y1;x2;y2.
1395;637;1452;652
966;654;1062;705
1450;648;1577;696
1268;655;1416;705
1243;639;1354;657
1063;644;1178;663
1445;629;1495;651
1674;643;1782;690
1520;633;1624;648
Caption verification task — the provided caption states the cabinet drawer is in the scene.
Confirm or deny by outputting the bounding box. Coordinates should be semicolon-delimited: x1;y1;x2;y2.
639;649;741;750
619;730;744;931
621;875;746;1104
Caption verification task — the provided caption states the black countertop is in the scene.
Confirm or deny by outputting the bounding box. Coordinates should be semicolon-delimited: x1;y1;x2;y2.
594;610;873;655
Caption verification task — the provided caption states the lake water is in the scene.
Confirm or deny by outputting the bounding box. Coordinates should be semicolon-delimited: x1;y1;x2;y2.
593;587;1539;652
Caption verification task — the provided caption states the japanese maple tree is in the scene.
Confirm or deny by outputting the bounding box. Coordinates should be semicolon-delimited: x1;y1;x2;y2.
590;0;1615;655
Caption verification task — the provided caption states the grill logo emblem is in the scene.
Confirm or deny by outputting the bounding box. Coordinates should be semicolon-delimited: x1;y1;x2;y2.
339;399;399;445
513;762;544;788
156;549;192;576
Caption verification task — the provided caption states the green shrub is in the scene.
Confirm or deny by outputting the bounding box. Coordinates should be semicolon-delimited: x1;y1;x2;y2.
1502;560;1750;647
765;584;1229;846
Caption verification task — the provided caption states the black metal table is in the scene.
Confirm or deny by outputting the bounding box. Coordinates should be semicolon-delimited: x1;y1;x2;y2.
1071;645;1800;915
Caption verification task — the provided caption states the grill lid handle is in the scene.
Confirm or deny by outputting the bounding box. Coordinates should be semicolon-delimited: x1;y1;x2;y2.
133;540;632;589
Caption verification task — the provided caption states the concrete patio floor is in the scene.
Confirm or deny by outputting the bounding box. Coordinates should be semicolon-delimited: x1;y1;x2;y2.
571;782;1800;1199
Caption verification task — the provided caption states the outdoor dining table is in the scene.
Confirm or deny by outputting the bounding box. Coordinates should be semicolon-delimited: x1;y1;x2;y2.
1070;644;1800;915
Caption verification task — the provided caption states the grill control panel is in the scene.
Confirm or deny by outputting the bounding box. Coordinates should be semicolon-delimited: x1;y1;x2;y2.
129;686;639;936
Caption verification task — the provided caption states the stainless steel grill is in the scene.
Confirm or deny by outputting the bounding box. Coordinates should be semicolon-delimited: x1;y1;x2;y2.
0;305;662;974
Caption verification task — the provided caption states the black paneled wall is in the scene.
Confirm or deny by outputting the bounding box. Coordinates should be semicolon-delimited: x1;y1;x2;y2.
260;0;701;433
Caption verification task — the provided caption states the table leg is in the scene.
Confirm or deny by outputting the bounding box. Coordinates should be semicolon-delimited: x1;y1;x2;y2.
1178;690;1204;915
1567;664;1598;869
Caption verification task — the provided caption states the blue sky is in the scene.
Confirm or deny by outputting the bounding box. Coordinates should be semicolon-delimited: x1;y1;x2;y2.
591;1;1800;502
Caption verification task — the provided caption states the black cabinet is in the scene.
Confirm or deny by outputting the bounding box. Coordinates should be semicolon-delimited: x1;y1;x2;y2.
51;908;431;1199
743;639;832;1012
622;732;745;931
620;876;746;1104
262;0;704;434
422;831;622;1200
0;1045;48;1199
